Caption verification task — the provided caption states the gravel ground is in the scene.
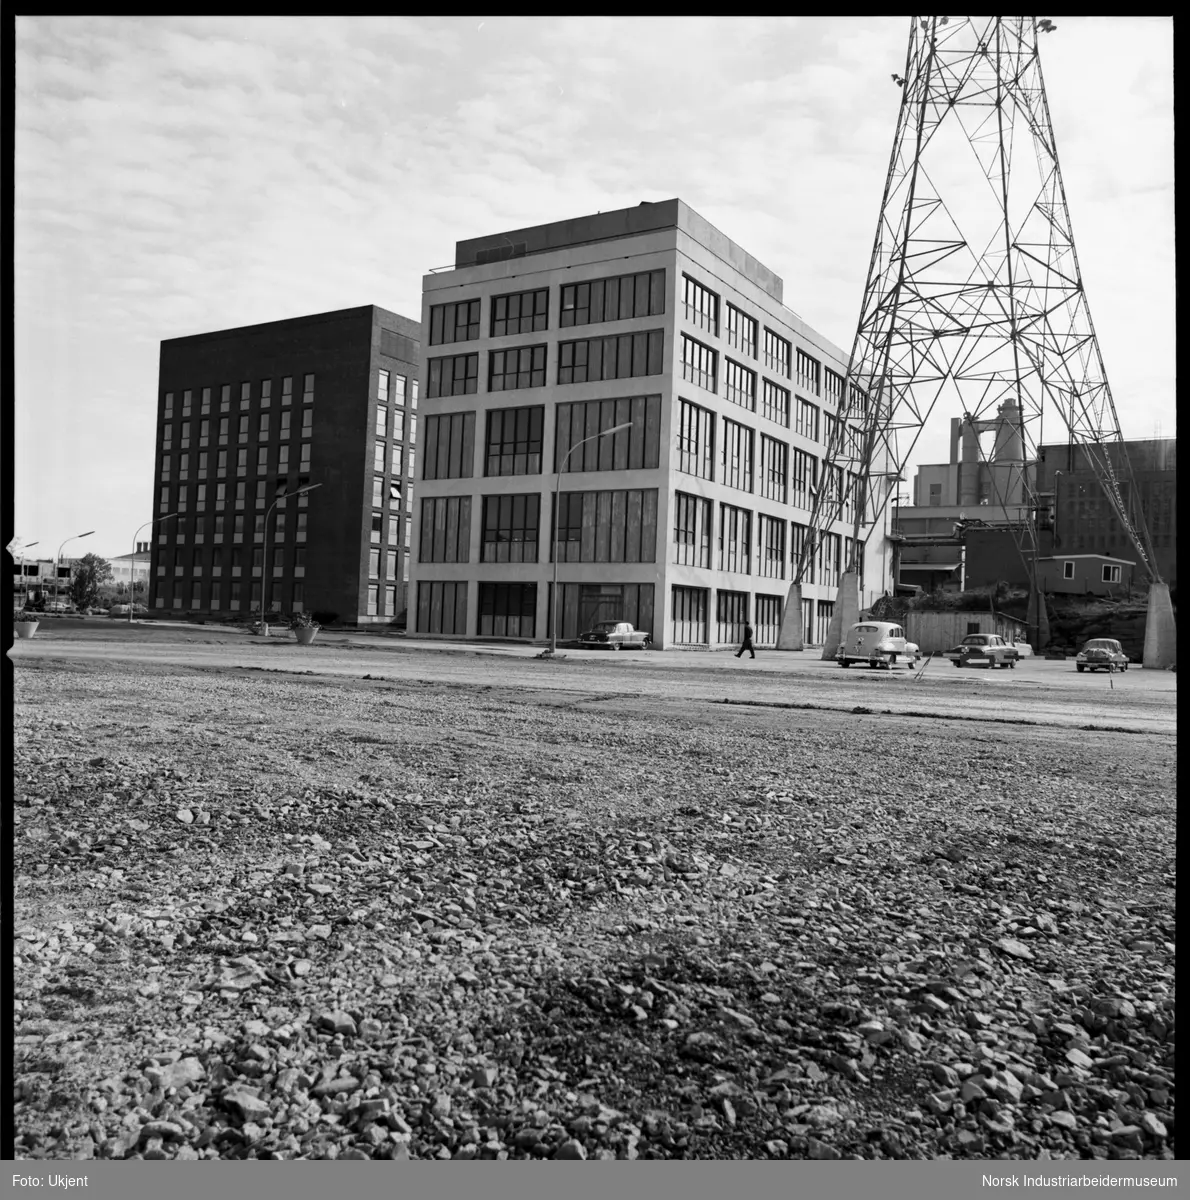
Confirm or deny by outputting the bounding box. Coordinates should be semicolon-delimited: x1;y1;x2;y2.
11;652;1176;1162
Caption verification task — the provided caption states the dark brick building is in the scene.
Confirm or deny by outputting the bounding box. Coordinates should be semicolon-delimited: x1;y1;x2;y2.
151;306;419;625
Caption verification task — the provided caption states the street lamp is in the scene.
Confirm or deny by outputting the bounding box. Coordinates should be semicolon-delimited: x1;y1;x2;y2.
131;514;179;623
56;531;95;610
17;541;39;609
260;482;321;634
546;422;633;656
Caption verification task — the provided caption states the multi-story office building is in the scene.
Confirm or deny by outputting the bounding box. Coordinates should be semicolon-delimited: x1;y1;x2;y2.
413;199;892;650
150;306;419;625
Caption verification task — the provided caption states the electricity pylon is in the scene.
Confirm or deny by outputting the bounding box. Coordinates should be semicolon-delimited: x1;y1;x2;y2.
778;15;1174;669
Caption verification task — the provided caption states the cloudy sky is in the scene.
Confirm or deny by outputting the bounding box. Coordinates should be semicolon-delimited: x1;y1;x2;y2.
14;16;1173;560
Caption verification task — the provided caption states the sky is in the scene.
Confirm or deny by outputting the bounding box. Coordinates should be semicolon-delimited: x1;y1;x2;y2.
13;16;1174;560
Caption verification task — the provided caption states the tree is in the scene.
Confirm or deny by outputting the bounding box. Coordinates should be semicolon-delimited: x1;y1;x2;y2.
69;553;114;610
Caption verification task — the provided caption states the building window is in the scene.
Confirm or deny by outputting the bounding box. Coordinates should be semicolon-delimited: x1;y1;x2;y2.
928;482;942;507
278;411;291;440
718;504;751;574
301;409;312;436
378;369;390;403
761;379;790;429
181;421;191;448
551;488;658;564
671;585;709;645
385;550;397;579
163;423;173;449
795;397;820;442
376;407;387;438
759;435;788;504
721;418;754;493
259;381;271;408
257;413;269;438
161;456;171;481
367;584;379;616
1063;560;1075;580
417;580;468;636
560;269;665;328
849;381;869;420
419;495;472;563
371;513;383;544
1102;564;1121;583
368;548;380;578
393;374;407;403
673;492;712;569
256;447;268;473
491;288;549;337
278;445;289;473
219;384;231;412
758;514;786;580
282;377;293;405
291;582;303;611
716;590;749;645
164;392;174;417
478;582;537;638
427;353;479;398
196;483;207;506
238;416;249;441
408;413;417;444
481;494;540;563
824;368;844;409
726;304;757;358
557;330;664;385
299;443;311;471
682;275;719;335
411;380;418;409
723;359;757;411
555;395;661;474
680;335;716;393
796;348;821;395
240;382;251;407
392;410;405;442
374;443;386;473
818;531;842;589
303;374;314;402
386;517;399;546
372;477;384;508
815;600;835;647
489;344;547;392
159;485;170;514
423;411;476;480
182;390;193;414
764;329;792;378
485;405;543;477
792;448;818;509
429;299;481;345
677;399;715;481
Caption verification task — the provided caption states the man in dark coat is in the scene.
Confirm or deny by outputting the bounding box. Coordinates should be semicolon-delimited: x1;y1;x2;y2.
735;621;755;659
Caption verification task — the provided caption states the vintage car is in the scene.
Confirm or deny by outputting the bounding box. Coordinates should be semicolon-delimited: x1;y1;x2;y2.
1075;637;1130;673
836;621;921;669
578;621;652;650
944;633;1020;669
108;603;131;617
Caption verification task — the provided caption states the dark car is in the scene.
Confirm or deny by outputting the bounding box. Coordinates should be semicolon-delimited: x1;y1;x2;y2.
578;621;652;650
1075;638;1129;673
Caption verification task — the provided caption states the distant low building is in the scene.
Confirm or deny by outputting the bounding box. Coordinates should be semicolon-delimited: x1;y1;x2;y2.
1035;553;1137;597
107;542;151;587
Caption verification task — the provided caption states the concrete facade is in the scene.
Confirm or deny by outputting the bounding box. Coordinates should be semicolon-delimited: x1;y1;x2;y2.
151;306;420;625
413;200;893;650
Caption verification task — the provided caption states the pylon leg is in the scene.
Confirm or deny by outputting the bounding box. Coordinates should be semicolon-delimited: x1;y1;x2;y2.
821;572;861;661
1142;581;1177;669
776;582;804;651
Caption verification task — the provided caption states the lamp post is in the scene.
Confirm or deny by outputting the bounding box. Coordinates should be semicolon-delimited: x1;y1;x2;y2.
547;422;633;656
131;514;179;623
18;541;39;609
260;482;321;634
56;531;95;610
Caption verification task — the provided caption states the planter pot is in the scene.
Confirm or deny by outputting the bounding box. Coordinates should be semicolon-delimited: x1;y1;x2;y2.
294;626;318;645
14;622;39;639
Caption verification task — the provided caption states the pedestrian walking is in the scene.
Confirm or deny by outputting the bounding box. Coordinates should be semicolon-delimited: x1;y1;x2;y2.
735;621;755;659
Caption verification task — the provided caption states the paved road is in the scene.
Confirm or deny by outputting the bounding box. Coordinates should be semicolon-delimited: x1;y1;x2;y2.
10;618;1176;737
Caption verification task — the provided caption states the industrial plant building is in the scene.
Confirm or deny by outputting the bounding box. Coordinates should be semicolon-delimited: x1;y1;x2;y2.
148;306;420;625
412;199;893;650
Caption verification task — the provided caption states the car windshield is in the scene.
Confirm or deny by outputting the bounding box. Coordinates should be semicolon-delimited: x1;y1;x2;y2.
964;636;989;645
855;624;879;633
1084;640;1117;651
593;623;618;632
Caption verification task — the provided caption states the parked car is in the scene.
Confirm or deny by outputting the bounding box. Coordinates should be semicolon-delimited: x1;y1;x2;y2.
1075;638;1129;673
836;621;921;669
44;600;76;614
578;621;652;650
108;603;130;617
944;633;1020;669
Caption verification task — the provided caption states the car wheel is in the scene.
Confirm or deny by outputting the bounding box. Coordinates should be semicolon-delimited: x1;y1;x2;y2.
1009;661;1016;669
612;642;621;651
954;660;963;668
1076;664;1085;672
839;659;850;668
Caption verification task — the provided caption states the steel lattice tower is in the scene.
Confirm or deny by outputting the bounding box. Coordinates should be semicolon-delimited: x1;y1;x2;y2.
780;15;1173;667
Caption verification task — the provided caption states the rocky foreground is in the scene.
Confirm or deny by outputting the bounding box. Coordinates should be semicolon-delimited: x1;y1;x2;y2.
12;660;1176;1160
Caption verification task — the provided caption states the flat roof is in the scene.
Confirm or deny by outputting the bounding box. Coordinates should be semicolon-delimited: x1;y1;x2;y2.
161;305;417;347
453;198;784;304
1038;554;1136;565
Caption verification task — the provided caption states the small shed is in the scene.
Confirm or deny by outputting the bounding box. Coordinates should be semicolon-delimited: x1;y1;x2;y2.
1036;554;1136;596
903;610;1030;655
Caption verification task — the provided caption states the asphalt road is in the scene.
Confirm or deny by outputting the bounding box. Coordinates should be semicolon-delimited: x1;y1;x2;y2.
10;618;1176;737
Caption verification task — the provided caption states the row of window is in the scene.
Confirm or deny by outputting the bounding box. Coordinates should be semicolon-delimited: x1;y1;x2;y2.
164;375;315;419
158;470;317;513
163;410;313;449
427;329;665;398
152;581;312;613
161;443;314;480
376;370;418;409
152;510;310;539
676;399;860;515
419;488;659;566
156;545;311;575
428;270;667;347
417;580;655;644
672;494;852;584
671;585;835;647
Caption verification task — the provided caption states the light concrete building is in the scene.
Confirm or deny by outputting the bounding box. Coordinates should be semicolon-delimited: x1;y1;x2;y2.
107;542;152;587
412;199;892;650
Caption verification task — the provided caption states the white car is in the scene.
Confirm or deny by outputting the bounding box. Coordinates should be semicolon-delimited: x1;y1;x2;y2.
836;621;921;670
578;621;652;650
